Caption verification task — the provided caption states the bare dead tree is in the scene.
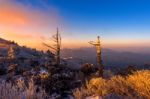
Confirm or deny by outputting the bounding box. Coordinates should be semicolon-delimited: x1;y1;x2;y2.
43;28;61;66
89;36;104;77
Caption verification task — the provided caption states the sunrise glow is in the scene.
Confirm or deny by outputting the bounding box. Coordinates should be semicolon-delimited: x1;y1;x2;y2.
0;0;150;52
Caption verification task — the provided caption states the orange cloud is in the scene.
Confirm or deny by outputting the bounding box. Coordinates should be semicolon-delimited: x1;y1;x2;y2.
0;0;60;27
0;0;62;50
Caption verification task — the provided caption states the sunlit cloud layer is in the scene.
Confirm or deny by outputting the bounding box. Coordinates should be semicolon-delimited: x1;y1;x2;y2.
0;0;61;50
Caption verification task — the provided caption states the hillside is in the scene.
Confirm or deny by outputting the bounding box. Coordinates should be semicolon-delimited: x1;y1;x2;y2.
0;38;79;98
0;38;55;70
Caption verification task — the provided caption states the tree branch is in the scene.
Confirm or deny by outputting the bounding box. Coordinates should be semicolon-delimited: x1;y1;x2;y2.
42;43;57;50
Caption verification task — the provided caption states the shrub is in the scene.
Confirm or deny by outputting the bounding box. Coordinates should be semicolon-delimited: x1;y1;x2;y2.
73;77;107;99
73;70;150;98
0;81;21;99
81;63;95;75
128;70;150;98
107;76;136;98
22;79;47;99
0;80;48;99
87;77;107;96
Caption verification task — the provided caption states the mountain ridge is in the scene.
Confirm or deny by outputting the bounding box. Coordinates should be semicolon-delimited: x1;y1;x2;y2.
61;47;150;67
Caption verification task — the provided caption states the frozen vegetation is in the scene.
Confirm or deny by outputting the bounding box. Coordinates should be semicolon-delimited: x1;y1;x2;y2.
0;38;150;99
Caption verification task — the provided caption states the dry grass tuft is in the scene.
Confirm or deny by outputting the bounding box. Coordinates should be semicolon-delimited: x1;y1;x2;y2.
128;70;150;98
73;70;150;99
73;77;107;99
0;79;48;99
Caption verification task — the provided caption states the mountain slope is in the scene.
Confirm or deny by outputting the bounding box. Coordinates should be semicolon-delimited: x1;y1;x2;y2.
0;38;79;98
0;38;56;72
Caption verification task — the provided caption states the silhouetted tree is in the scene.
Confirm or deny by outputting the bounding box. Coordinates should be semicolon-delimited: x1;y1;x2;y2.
89;36;104;77
43;28;61;66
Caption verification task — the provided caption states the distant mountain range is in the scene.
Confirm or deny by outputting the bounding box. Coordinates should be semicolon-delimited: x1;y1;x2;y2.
61;47;150;68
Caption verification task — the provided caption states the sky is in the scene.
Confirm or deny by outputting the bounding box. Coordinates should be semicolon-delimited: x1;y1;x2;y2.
0;0;150;52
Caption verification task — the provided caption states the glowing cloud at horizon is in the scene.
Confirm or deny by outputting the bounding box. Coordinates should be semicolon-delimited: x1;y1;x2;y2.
0;0;62;50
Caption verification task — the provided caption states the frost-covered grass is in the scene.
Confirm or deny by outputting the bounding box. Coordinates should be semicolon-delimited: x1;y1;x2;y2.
73;70;150;99
1;70;150;99
0;79;47;99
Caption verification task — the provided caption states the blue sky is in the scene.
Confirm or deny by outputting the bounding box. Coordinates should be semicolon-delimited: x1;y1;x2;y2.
16;0;150;38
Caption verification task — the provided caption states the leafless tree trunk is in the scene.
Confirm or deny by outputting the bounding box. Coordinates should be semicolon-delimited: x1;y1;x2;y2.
55;28;61;66
89;36;104;77
43;28;61;66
